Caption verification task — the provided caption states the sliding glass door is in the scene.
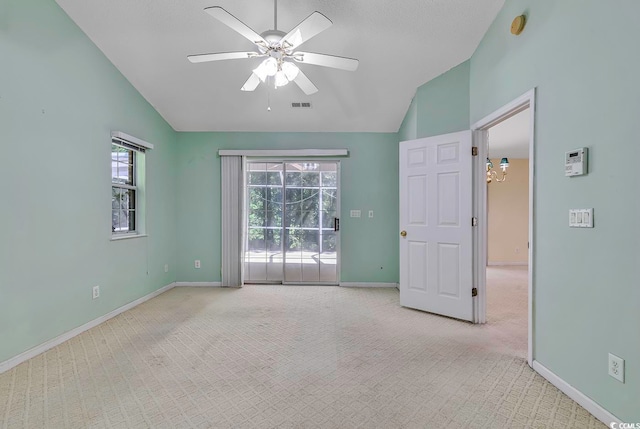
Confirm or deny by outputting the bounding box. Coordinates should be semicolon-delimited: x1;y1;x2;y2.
246;162;285;282
283;162;339;283
244;161;340;284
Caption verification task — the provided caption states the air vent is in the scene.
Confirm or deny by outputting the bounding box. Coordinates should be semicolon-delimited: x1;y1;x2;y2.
291;102;312;109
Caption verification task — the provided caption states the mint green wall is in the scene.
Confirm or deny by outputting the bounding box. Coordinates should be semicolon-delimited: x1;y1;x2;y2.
471;1;639;421
0;0;178;362
397;61;470;140
175;132;399;284
398;96;418;142
416;61;470;138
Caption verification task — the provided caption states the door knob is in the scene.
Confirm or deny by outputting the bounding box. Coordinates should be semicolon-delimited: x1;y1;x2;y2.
400;230;407;237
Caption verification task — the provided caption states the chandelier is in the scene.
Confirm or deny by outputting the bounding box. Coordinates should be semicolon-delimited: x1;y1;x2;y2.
486;157;509;183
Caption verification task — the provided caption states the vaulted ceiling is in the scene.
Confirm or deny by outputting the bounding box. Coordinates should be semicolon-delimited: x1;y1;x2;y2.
55;0;505;132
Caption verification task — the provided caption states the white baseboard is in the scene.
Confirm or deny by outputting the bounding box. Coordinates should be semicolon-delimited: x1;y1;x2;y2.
340;282;399;288
174;282;222;287
532;360;621;426
487;261;528;266
0;283;175;375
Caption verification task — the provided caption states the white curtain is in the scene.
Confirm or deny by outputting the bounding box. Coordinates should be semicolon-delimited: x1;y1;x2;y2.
221;155;244;287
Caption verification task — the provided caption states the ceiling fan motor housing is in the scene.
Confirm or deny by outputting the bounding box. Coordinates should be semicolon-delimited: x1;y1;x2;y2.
260;30;287;48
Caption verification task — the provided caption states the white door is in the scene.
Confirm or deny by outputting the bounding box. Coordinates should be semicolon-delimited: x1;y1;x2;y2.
399;131;474;321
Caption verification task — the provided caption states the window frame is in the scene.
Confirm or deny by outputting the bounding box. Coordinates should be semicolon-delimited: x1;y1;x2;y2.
111;143;138;236
110;132;153;239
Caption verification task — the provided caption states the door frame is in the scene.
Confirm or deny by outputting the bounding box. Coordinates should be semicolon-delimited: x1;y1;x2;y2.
471;88;536;367
243;158;342;286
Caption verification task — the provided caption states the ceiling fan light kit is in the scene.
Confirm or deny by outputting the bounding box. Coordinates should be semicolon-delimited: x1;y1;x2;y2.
281;62;300;81
253;57;278;82
274;69;289;88
187;0;359;96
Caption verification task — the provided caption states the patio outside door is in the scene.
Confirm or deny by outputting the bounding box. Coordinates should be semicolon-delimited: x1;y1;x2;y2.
244;161;340;284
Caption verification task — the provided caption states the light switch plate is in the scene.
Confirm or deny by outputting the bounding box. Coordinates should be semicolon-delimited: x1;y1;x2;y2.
569;209;593;228
350;210;361;218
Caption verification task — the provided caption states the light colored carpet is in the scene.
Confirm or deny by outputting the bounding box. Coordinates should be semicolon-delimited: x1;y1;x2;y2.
486;266;529;359
0;272;605;428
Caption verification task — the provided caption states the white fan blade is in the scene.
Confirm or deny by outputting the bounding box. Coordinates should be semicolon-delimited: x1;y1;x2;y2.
204;7;267;47
241;73;261;92
293;70;318;95
279;12;332;51
187;52;260;63
292;52;359;71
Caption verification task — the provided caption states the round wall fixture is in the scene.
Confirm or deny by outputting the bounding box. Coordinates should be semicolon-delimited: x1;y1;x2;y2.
511;15;526;35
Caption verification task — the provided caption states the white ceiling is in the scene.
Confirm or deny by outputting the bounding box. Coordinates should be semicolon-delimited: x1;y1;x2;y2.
487;109;530;159
55;0;505;133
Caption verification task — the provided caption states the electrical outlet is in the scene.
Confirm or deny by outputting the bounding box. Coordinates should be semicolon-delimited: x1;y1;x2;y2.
92;285;100;300
608;353;625;383
195;260;201;269
164;264;169;273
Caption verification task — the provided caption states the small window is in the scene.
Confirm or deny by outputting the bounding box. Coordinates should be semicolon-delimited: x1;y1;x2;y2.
111;143;138;234
110;132;152;237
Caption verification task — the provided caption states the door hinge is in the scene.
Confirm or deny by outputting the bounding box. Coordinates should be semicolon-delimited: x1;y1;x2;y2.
472;287;478;297
472;146;478;156
472;217;478;227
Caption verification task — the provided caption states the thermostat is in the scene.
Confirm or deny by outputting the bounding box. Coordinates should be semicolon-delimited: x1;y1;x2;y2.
565;147;588;176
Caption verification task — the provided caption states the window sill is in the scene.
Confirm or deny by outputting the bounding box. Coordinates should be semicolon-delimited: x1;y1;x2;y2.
110;234;147;241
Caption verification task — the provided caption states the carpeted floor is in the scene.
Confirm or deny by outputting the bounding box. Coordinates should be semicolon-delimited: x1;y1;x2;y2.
486;265;529;359
0;268;605;428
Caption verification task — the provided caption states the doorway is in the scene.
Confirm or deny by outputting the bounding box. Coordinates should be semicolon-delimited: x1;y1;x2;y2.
244;161;340;285
472;89;535;366
397;90;535;364
484;108;531;359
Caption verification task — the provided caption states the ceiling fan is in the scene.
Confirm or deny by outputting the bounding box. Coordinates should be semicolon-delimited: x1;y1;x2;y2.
187;0;359;95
